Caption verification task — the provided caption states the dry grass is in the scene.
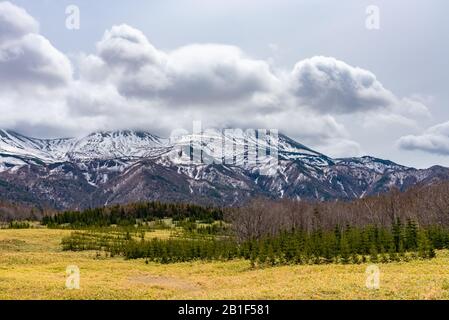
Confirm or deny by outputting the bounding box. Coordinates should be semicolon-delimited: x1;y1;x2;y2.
1;228;449;300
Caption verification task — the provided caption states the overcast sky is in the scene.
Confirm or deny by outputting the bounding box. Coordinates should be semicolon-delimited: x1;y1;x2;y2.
1;0;449;168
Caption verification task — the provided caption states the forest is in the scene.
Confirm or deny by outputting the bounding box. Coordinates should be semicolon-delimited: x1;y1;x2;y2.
47;181;449;266
42;201;223;227
3;181;449;267
61;220;445;266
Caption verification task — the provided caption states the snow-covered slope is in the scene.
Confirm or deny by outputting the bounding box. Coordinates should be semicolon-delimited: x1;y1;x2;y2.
0;129;332;170
163;129;332;167
66;130;169;161
1;129;448;210
0;129;169;165
0;130;65;162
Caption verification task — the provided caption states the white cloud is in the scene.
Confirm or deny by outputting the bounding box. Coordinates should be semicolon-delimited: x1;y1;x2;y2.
0;1;38;43
317;139;362;158
0;1;72;91
0;3;433;159
97;24;165;71
0;34;72;89
289;56;430;125
397;97;431;119
94;25;281;106
398;121;449;155
156;44;280;105
289;56;396;114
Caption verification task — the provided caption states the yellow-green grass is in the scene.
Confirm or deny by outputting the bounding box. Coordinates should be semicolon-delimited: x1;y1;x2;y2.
145;228;177;240
1;228;449;300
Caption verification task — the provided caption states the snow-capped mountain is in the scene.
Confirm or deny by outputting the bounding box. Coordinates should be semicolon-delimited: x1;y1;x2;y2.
0;129;168;162
0;129;448;210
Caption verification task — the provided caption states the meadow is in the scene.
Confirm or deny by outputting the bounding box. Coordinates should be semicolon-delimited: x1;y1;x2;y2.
2;228;449;300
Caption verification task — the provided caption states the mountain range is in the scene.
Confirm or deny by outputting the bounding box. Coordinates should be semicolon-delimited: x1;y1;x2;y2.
1;129;448;210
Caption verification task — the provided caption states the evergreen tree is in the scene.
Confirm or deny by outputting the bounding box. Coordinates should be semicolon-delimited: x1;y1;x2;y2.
392;218;403;251
380;246;389;263
339;236;351;264
405;219;418;251
417;231;432;259
388;243;399;262
369;245;378;263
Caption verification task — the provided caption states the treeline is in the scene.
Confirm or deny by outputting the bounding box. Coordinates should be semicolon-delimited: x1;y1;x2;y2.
38;180;449;232
7;221;32;229
175;220;229;237
242;221;440;266
0;200;47;222
228;182;449;241
43;201;224;227
57;181;449;266
62;219;448;266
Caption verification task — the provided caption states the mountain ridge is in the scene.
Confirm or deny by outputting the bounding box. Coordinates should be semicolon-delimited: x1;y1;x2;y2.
1;129;448;210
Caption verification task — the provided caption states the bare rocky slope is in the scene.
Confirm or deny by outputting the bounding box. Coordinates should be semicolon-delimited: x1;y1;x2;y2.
1;129;448;210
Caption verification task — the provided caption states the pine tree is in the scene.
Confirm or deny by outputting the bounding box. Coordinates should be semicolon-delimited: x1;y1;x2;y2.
380;246;389;263
388;243;399;262
322;233;335;264
267;244;276;266
340;236;351;264
258;242;268;266
392;218;403;251
369;245;378;263
417;231;433;259
405;219;418;251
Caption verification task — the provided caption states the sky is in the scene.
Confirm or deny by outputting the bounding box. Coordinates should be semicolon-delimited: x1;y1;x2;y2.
1;0;449;168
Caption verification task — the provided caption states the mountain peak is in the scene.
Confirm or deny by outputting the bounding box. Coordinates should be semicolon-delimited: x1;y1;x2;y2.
88;129;160;138
0;128;405;169
1;128;449;209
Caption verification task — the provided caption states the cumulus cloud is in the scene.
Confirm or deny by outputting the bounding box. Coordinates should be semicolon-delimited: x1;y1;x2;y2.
0;2;432;158
290;56;396;114
157;44;280;105
92;26;281;106
0;34;72;88
289;56;430;126
0;1;38;43
97;24;165;71
0;2;72;91
398;122;449;155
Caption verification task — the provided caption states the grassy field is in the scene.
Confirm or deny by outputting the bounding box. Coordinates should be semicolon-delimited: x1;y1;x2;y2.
1;228;449;300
